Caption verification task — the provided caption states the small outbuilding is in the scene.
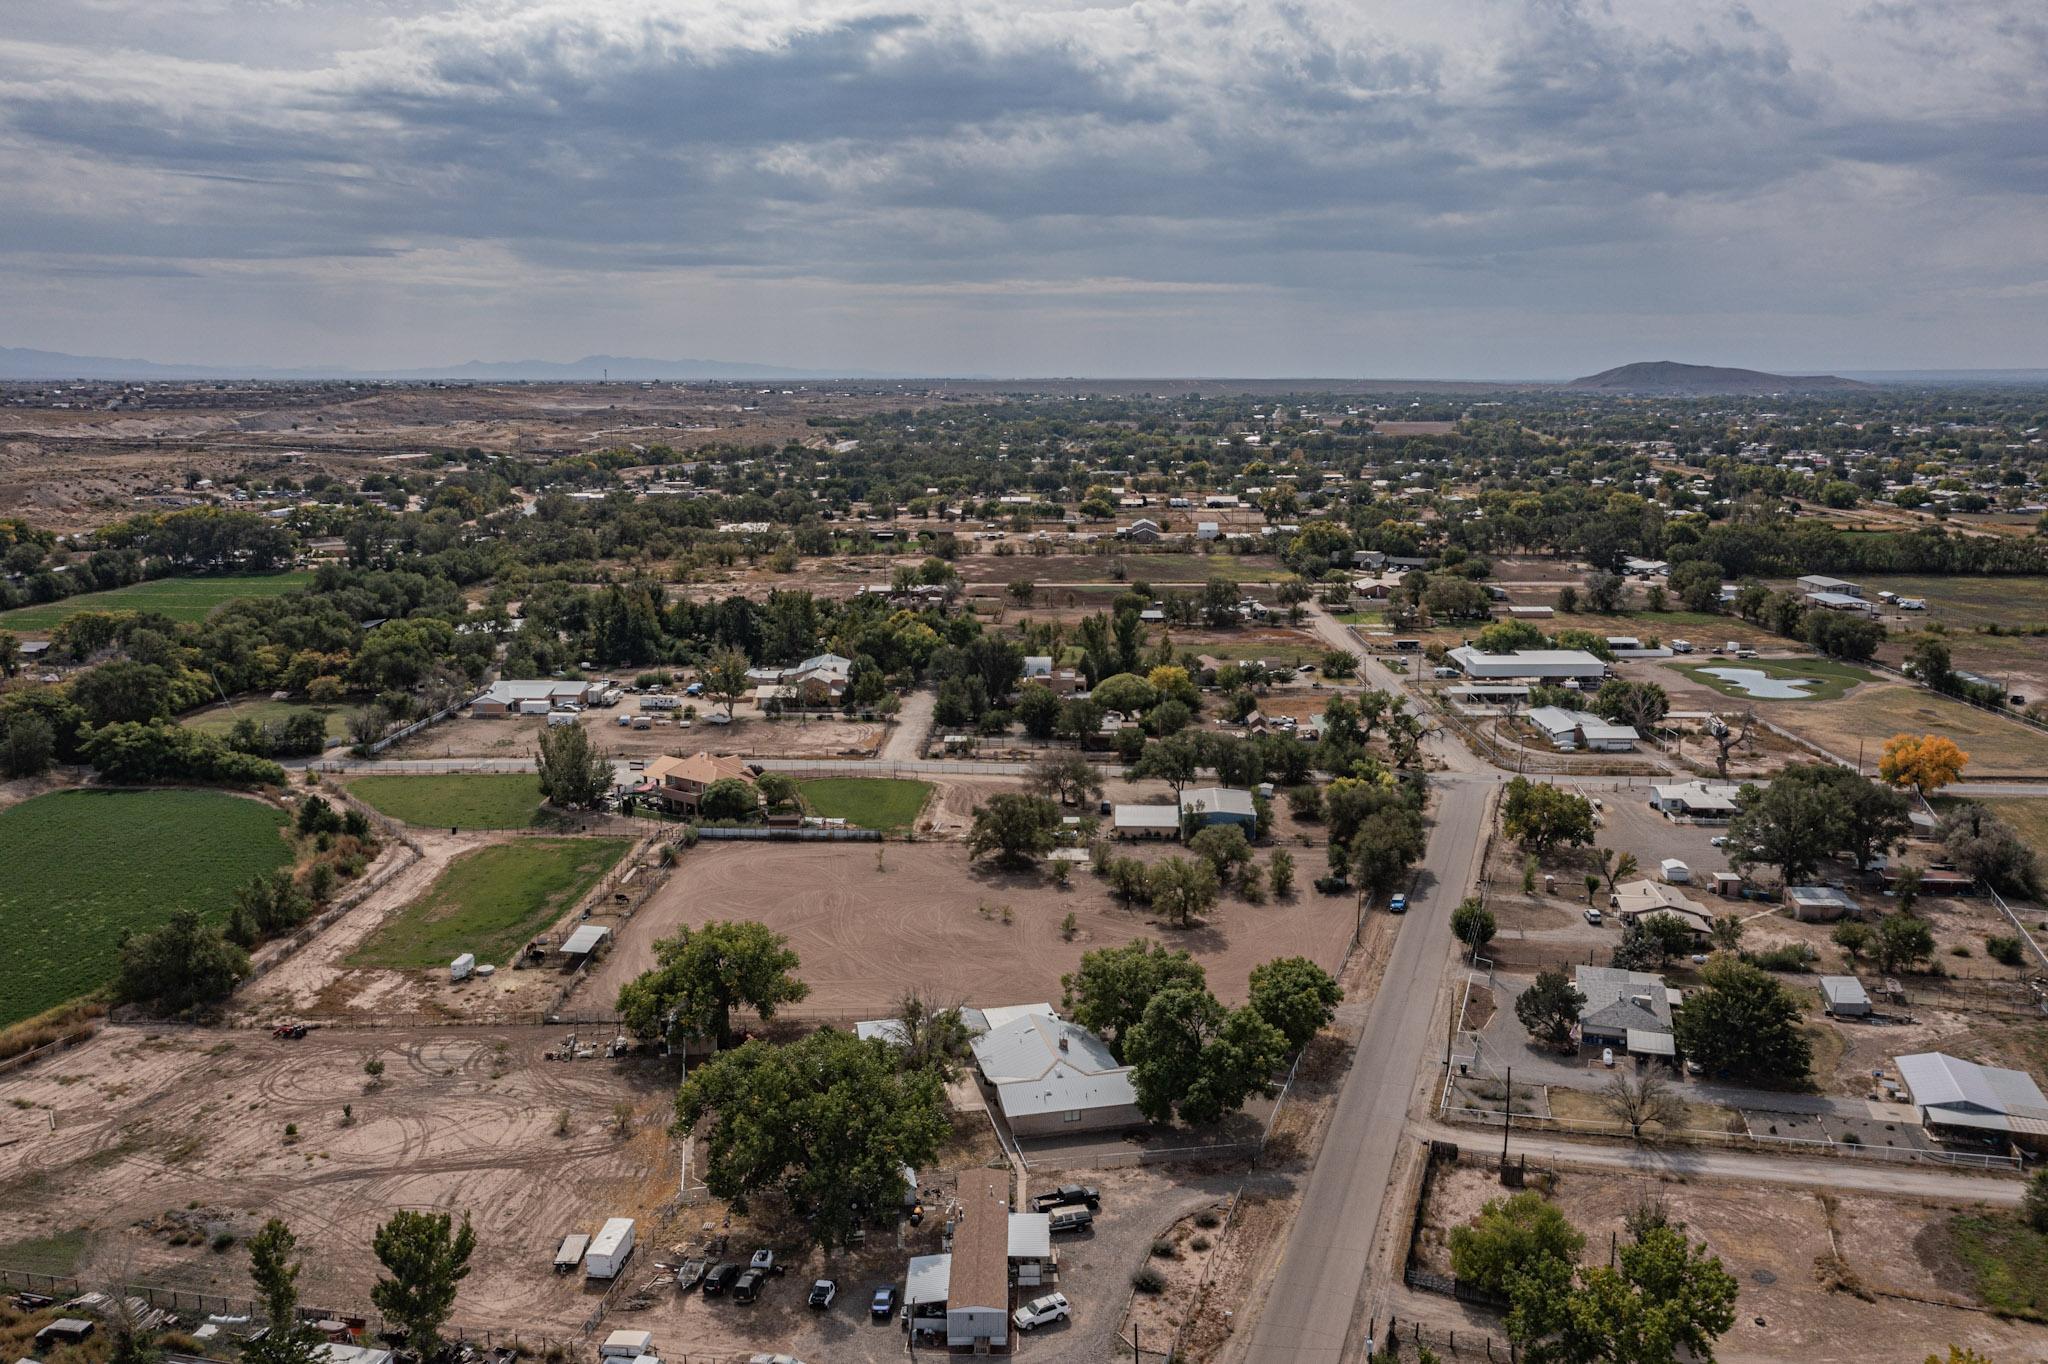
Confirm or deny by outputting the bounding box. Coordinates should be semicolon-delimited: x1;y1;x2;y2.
1179;786;1257;831
1112;804;1182;839
1819;976;1870;1017
1785;886;1858;923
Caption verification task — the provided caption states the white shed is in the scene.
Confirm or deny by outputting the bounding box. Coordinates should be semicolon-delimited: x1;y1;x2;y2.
1659;859;1691;885
1819;977;1870;1017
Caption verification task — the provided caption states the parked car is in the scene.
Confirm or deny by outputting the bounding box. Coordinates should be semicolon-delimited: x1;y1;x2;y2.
746;1356;805;1364
808;1280;836;1310
870;1286;897;1320
733;1269;766;1304
1030;1184;1101;1212
1047;1205;1095;1234
703;1263;741;1296
1583;908;1602;925
1387;894;1408;914
1013;1293;1072;1331
750;1249;776;1273
1601;1047;1616;1068
1710;836;1729;848
1670;639;1694;654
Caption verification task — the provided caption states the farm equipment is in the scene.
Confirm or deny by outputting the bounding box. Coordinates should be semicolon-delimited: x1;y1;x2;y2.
271;1021;308;1040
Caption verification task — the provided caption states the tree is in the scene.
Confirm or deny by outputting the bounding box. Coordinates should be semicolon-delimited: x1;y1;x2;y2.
1187;824;1253;879
1269;849;1295;897
1601;1071;1684;1142
1451;898;1496;954
1593;680;1669;733
1727;775;1840;887
1476;620;1546;653
1016;682;1062;739
1124;984;1285;1126
1062;939;1206;1060
1669;561;1723;614
1879;733;1969;795
1351;804;1427;899
1027;752;1104;807
1515;969;1586;1050
1708;914;1745;952
675;1028;945;1248
1672;958;1811;1084
1247;956;1342;1051
370;1211;474;1358
1132;733;1201;797
0;630;17;679
1611;914;1694;971
1938;803;2041;897
616;920;808;1050
1707;709;1754;780
1872;912;1935;974
1320;649;1358;679
535;722;612;809
700;647;751;719
0;712;56;778
1831;919;1873;966
1803;609;1884;661
1507;1224;1738;1364
1008;578;1036;606
966;792;1062;866
244;1220;323;1364
115;908;249;1014
2024;1168;2048;1233
1091;672;1158;715
888;991;974;1078
1893;865;1924;916
1907;637;1954;689
1148;856;1221;926
1448;1191;1585;1298
1501;777;1596;856
754;771;797;810
1595;848;1640;896
698;776;757;820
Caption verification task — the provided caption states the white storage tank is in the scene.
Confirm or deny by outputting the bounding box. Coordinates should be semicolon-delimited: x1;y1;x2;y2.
585;1218;636;1280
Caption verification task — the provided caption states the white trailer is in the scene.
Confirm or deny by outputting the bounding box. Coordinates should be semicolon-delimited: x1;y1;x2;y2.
640;694;682;711
450;953;475;982
585;1218;636;1280
597;1330;653;1359
546;709;578;727
552;1233;589;1273
517;699;552;716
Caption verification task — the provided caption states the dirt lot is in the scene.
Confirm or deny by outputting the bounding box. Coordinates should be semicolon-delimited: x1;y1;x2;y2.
391;705;882;763
0;1025;676;1333
574;841;1357;1019
1408;1158;2043;1364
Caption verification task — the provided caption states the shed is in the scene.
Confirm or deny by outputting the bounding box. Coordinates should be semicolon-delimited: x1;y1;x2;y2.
1659;858;1690;884
1709;871;1742;898
599;1333;654;1361
1112;804;1181;839
1179;786;1257;830
561;925;612;957
1819;977;1870;1017
1785;886;1858;922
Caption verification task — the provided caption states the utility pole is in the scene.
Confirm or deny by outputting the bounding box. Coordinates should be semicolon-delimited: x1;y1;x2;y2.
1501;1064;1513;1166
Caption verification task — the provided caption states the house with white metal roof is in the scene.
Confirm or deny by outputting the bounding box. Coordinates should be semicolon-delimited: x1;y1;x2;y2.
1446;646;1607;681
969;1015;1142;1137
1575;965;1679;1057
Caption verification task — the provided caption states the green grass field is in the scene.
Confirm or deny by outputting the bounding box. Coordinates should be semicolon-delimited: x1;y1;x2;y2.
348;837;630;969
0;572;313;632
183;697;350;741
1945;1214;2047;1321
1979;798;2048;866
796;777;932;831
0;1228;89;1277
347;774;546;830
0;790;291;1026
1674;656;1871;702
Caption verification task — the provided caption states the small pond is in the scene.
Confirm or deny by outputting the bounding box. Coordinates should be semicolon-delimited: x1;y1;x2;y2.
1696;667;1818;700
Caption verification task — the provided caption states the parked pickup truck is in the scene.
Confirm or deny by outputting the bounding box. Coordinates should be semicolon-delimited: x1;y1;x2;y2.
1030;1184;1100;1212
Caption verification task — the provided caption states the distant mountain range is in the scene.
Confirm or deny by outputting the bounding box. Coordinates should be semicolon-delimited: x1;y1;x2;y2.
1567;361;1871;394
0;346;869;382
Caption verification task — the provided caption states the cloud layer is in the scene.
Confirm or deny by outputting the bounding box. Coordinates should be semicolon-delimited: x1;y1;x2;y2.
2;0;2044;376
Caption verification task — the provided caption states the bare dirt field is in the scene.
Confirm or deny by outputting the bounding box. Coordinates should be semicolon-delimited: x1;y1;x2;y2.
1408;1158;2042;1364
0;1025;676;1334
574;841;1357;1019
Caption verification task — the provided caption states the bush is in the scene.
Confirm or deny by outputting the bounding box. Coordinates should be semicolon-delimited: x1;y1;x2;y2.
1131;1267;1166;1294
1741;943;1817;973
1151;1238;1177;1258
210;1230;235;1252
1190;1235;1212;1252
1986;935;2026;967
1194;1210;1221;1229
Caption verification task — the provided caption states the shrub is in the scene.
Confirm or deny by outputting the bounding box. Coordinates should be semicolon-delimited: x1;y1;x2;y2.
1151;1238;1177;1258
1741;943;1817;973
1190;1235;1211;1252
1194;1210;1221;1229
1986;935;2025;967
1131;1267;1166;1294
210;1230;235;1252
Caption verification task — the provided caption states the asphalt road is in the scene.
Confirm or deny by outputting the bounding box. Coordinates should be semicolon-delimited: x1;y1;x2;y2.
1239;776;1493;1363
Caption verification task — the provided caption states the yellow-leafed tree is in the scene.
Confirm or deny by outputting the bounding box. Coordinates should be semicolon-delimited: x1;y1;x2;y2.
1878;733;1969;795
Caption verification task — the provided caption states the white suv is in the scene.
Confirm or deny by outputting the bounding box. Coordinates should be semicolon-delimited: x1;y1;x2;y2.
1013;1292;1071;1331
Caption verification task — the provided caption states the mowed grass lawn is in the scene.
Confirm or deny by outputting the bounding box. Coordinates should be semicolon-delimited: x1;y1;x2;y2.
347;774;546;830
348;837;630;969
796;778;932;831
184;697;350;742
1779;684;2048;777
0;790;291;1026
1673;656;1872;703
0;572;312;632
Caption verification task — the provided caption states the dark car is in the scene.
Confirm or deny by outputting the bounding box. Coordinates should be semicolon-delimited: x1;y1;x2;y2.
702;1262;742;1296
870;1286;897;1320
733;1268;766;1304
1047;1205;1095;1234
1030;1184;1101;1212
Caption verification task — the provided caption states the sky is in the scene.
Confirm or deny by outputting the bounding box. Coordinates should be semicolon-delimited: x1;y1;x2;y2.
2;0;2045;378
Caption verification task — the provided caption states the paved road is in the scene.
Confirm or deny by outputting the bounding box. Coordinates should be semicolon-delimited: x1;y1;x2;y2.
1241;777;1493;1363
1413;1121;2024;1204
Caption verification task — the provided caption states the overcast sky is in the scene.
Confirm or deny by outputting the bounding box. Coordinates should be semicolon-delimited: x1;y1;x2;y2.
3;0;2044;378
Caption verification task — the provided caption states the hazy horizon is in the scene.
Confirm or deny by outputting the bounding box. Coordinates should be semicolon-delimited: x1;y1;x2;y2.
4;1;2045;378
